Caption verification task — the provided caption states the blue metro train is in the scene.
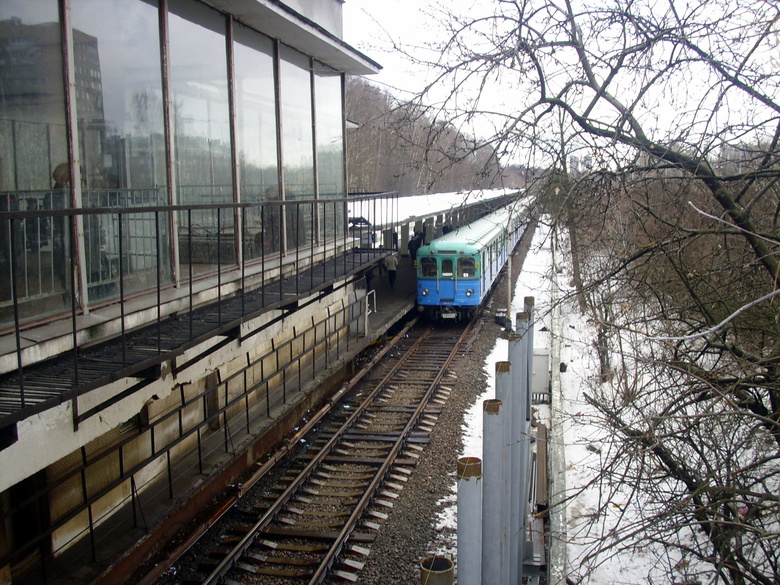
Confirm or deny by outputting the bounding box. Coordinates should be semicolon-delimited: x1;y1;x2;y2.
416;204;529;321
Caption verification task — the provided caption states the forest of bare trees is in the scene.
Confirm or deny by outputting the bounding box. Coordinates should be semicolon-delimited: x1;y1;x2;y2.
385;0;780;583
345;76;509;194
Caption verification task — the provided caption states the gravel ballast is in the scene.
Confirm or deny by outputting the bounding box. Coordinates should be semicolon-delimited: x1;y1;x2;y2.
355;228;536;584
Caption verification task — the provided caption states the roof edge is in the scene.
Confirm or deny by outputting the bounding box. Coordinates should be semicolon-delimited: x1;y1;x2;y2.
203;0;381;75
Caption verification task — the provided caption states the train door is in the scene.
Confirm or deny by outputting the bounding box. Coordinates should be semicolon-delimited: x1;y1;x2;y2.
439;257;456;300
488;243;494;282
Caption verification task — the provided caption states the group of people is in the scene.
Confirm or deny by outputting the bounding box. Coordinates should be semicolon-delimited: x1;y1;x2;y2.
362;229;432;292
362;229;427;291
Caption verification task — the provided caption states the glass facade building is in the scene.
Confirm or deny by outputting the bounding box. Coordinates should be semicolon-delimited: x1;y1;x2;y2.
0;2;381;581
0;0;375;327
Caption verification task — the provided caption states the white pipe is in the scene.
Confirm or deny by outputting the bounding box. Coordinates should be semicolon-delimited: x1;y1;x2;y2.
457;456;482;585
496;363;515;585
548;234;568;585
523;298;536;569
496;360;518;583
524;297;536;420
506;256;512;322
481;396;510;585
510;313;532;582
519;301;535;489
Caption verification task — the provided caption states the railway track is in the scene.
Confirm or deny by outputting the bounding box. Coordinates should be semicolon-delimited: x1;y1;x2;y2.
163;318;475;585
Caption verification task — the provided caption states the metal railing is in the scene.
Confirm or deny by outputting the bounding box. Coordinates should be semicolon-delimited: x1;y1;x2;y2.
0;191;397;324
0;192;399;420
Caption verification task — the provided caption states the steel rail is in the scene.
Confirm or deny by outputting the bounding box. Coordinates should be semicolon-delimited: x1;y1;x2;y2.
199;321;440;585
183;216;530;585
307;322;476;584
136;317;421;585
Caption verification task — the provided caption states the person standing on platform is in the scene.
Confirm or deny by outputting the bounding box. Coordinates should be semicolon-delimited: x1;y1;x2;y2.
384;253;399;288
363;267;374;291
408;231;422;263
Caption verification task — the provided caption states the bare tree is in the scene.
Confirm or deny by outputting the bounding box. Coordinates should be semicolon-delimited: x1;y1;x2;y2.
345;76;505;194
412;1;780;583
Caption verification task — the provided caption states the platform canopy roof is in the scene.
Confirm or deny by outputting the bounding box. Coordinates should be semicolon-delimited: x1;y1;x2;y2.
205;0;381;75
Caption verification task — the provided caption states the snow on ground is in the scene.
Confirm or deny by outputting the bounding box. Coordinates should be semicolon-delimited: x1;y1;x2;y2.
347;188;524;227
556;294;661;584
429;221;663;583
553;240;676;584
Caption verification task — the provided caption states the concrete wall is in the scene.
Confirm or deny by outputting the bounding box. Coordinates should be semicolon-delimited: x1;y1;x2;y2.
0;279;368;571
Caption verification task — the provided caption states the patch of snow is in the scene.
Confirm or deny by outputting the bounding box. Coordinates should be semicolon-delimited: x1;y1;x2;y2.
433;221;672;584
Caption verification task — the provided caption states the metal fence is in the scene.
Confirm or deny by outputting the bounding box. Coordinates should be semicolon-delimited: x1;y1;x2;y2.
1;293;369;582
0;192;398;333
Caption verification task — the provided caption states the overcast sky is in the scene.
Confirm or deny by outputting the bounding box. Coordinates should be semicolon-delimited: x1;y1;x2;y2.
342;0;509;144
342;0;452;99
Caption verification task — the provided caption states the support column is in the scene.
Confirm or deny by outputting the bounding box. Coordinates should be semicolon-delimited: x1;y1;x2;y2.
457;456;482;585
400;223;410;255
382;228;394;249
483;362;512;585
424;217;435;244
524;297;536;409
509;313;531;583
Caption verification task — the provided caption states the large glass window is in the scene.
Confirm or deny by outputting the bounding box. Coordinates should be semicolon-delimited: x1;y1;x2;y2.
314;62;344;242
0;0;71;325
72;0;170;302
315;63;343;199
0;0;352;328
233;24;278;261
280;45;313;250
459;256;476;278
169;0;233;274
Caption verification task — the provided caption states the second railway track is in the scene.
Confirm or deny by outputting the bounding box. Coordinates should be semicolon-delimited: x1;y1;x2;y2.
161;317;477;585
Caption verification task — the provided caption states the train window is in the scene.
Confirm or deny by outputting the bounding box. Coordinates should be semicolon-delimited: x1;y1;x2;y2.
420;257;438;277
459;257;476;277
441;259;453;277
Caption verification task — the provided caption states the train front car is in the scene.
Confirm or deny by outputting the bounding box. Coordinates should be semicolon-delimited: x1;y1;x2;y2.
417;240;482;321
416;207;519;322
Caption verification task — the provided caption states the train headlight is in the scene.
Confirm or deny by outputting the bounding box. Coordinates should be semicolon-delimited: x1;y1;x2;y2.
465;289;474;296
421;288;429;296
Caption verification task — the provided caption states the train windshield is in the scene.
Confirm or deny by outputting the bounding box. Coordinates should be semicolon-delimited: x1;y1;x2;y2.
420;257;437;277
441;259;453;277
459;257;476;277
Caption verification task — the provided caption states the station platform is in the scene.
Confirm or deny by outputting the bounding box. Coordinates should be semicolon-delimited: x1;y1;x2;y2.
366;254;418;338
0;247;414;428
